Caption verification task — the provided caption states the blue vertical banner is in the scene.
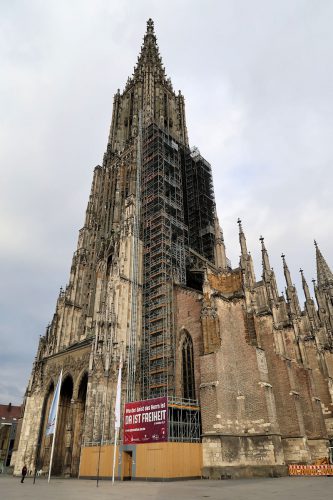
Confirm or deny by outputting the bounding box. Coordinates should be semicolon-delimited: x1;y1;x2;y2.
46;370;62;436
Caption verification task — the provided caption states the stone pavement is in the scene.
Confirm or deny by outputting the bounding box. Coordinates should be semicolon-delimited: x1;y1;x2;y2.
0;475;332;500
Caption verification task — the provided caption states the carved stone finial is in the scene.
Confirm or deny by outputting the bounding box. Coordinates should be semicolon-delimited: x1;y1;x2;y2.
147;18;154;34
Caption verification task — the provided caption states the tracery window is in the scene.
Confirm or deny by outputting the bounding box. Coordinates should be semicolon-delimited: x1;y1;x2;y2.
182;333;195;400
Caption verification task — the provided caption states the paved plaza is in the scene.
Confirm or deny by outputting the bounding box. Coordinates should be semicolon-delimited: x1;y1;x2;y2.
0;475;331;500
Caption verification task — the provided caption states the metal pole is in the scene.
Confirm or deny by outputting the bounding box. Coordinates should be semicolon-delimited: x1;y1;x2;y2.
96;354;110;487
96;436;102;487
96;393;104;488
48;372;62;483
112;427;118;484
48;424;57;483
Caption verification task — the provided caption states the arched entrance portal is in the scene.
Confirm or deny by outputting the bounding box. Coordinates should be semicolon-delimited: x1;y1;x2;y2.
71;372;88;477
38;382;55;472
53;375;74;476
39;372;88;477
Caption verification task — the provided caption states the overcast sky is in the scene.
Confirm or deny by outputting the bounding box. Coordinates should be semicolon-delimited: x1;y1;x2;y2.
1;0;332;405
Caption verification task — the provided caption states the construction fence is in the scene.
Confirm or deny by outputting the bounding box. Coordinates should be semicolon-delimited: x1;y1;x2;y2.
289;464;333;476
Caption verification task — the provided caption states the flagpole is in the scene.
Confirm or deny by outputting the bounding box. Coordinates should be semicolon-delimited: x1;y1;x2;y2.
112;427;118;483
112;354;122;484
48;370;62;483
96;371;110;487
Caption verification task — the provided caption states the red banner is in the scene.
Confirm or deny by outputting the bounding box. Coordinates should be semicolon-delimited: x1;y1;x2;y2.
123;396;168;444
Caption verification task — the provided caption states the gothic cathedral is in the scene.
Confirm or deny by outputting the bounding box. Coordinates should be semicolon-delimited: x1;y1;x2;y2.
14;20;333;479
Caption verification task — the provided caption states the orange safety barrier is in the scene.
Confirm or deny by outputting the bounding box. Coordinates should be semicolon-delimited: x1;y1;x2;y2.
288;464;333;476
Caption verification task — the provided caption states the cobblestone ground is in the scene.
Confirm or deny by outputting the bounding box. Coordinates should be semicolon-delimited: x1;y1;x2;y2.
0;475;331;500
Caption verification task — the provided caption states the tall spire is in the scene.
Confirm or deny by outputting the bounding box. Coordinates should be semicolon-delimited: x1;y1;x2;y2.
315;240;333;289
133;19;167;83
108;19;188;151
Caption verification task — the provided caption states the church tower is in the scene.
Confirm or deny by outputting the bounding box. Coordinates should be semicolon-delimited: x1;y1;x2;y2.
14;19;219;478
14;20;333;480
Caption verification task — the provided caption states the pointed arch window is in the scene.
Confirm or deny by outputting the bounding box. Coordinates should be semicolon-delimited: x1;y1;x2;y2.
182;333;195;400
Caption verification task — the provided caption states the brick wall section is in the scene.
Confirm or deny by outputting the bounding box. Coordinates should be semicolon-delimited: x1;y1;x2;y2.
174;282;285;468
199;353;218;436
201;299;272;435
199;296;285;468
255;315;328;461
207;271;242;295
293;366;326;439
305;343;333;436
324;351;333;379
174;286;204;401
283;329;301;362
256;316;305;437
173;276;331;469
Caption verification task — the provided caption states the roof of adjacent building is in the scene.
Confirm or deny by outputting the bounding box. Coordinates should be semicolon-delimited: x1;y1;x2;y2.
0;403;21;423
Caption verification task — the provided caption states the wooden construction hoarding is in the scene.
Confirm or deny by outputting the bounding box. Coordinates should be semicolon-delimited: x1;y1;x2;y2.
79;442;202;480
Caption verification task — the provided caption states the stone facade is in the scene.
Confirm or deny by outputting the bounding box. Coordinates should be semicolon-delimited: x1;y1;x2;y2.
0;403;21;472
14;19;333;479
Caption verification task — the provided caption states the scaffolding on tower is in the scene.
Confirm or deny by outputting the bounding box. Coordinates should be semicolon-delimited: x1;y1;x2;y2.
126;112;143;402
141;123;187;400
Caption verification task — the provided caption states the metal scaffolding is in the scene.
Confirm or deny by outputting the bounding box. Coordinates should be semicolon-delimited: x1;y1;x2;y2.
182;146;216;263
141;123;187;400
126;112;143;402
168;397;201;443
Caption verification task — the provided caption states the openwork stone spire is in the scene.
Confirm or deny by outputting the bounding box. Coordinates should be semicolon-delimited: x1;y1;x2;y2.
315;240;333;289
133;19;168;84
108;19;188;151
